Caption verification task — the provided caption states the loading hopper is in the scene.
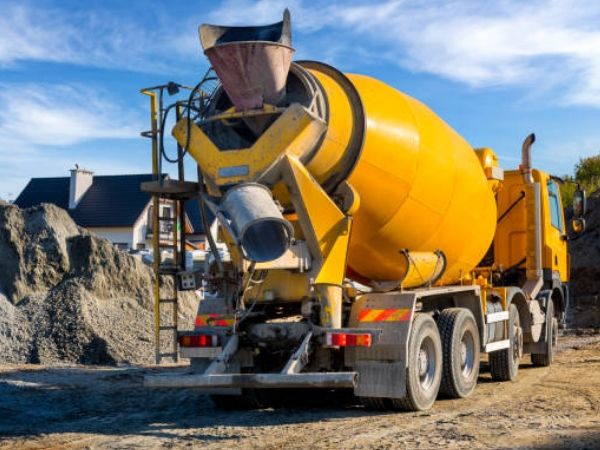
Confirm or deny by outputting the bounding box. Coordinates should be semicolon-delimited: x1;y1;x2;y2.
199;9;294;111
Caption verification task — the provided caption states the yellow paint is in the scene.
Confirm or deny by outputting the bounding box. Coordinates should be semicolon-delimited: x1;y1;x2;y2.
280;154;350;286
400;251;445;289
172;103;326;194
245;270;310;301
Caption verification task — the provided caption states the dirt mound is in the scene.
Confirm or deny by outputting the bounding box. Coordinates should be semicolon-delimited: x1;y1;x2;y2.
568;189;600;328
0;203;196;364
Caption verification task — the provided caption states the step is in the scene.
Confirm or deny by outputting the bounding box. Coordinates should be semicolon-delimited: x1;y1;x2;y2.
141;179;199;200
158;352;178;360
485;339;510;353
486;311;509;324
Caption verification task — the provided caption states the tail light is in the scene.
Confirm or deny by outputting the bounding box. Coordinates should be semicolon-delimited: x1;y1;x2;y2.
325;332;372;347
178;334;219;347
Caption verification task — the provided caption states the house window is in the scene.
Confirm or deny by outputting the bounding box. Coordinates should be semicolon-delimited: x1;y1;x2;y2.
114;242;129;250
137;243;146;250
547;180;563;231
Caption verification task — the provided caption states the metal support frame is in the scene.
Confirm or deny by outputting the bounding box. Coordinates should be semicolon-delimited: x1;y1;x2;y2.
144;372;358;389
205;335;239;375
282;332;312;374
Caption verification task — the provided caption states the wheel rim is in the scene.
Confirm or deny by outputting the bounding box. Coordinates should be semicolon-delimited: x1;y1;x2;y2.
460;331;475;378
417;336;436;391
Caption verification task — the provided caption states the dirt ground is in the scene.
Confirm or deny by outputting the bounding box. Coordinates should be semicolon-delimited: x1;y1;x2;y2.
1;332;599;450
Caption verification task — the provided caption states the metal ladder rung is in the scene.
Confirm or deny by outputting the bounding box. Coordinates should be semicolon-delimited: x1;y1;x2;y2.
158;215;177;221
159;298;177;304
159;325;177;331
158;352;178;359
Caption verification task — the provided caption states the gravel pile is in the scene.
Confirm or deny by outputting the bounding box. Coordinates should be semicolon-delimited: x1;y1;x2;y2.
568;189;600;328
0;203;196;365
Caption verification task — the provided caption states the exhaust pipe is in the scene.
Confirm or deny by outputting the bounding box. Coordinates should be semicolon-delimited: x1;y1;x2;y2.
199;9;294;111
220;183;293;262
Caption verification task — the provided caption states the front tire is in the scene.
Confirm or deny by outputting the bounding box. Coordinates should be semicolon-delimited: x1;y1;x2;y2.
438;308;480;398
490;303;522;381
392;313;442;411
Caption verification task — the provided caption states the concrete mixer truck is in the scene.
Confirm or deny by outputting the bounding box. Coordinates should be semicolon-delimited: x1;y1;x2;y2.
141;10;586;411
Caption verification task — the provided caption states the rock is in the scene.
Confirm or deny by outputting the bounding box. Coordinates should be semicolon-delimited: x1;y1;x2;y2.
0;203;196;365
568;189;600;327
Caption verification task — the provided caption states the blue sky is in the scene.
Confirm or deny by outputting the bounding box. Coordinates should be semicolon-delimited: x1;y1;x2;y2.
2;0;600;200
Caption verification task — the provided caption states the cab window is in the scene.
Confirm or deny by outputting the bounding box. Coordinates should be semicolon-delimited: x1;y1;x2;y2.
547;180;563;231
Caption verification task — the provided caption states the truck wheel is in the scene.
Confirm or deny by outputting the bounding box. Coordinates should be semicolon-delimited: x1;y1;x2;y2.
531;299;556;367
490;303;521;381
438;308;480;398
392;313;442;411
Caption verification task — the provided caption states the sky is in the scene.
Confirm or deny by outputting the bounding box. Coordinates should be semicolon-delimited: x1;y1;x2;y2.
1;0;600;200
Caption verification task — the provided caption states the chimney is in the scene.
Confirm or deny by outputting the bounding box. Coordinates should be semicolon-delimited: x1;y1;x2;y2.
69;165;93;209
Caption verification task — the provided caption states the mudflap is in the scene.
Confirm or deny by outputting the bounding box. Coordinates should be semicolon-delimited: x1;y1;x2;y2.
345;291;416;399
523;294;553;355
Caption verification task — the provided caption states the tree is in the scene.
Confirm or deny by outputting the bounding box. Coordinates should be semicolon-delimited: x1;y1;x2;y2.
560;154;600;209
575;154;600;186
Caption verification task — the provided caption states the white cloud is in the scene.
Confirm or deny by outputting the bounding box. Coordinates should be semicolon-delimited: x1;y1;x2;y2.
208;0;600;107
0;2;192;73
0;84;140;147
0;83;145;200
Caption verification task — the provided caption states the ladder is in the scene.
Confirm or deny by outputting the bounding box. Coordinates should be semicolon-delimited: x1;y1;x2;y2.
153;197;182;363
141;72;216;364
140;87;187;364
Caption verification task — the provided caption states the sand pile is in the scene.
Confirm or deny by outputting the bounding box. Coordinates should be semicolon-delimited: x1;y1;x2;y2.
568;189;600;328
0;203;196;365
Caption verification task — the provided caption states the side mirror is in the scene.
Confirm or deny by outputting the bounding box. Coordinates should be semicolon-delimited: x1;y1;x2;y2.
571;217;585;235
573;185;586;217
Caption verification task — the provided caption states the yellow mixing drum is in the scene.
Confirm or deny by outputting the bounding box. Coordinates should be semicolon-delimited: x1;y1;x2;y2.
297;61;497;286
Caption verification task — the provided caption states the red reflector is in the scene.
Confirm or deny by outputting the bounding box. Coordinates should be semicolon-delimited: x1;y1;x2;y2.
178;334;218;347
325;332;372;347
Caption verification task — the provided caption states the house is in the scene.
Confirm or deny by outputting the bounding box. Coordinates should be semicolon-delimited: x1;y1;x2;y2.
14;166;212;250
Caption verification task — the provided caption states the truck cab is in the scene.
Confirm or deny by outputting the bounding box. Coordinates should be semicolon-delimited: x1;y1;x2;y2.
494;169;569;324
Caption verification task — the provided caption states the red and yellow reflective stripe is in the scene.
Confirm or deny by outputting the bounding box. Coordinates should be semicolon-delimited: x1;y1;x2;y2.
195;314;235;327
358;308;411;322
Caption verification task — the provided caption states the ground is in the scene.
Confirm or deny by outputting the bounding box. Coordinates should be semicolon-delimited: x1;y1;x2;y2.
1;332;599;450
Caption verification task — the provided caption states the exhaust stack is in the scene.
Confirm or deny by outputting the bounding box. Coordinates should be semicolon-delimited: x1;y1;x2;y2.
199;9;294;111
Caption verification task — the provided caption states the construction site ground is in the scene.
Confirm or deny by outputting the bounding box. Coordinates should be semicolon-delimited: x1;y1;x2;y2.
1;331;599;450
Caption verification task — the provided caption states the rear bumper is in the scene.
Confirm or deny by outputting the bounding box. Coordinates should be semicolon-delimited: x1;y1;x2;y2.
144;372;358;389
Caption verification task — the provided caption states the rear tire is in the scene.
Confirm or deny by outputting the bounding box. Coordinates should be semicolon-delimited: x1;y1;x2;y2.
438;308;480;398
531;299;556;367
490;303;522;381
391;313;442;411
